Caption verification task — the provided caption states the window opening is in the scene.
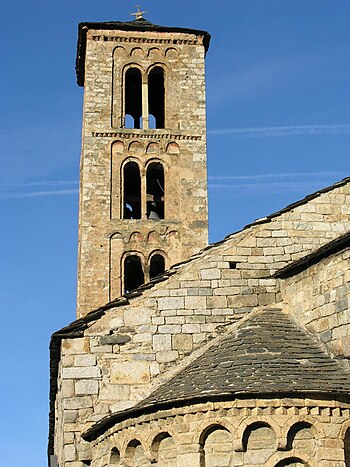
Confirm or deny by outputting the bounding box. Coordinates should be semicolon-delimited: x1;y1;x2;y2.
149;114;157;129
229;261;237;269
146;162;164;219
150;254;165;279
110;447;120;465
124;255;144;293
148;67;165;129
123;162;141;219
125;68;142;129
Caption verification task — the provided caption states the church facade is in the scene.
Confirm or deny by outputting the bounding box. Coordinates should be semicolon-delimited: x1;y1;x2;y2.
49;16;350;467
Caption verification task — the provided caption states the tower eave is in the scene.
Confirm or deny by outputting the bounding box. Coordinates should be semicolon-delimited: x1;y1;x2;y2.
75;20;211;86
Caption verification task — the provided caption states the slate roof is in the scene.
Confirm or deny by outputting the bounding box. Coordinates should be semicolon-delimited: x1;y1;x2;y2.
76;18;211;86
83;308;350;441
49;176;350;452
140;309;350;403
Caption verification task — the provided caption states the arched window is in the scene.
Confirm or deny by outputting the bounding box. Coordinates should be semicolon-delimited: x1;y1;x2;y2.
146;162;164;219
150;254;165;279
123;162;141;219
148;67;165;129
200;425;234;467
125;68;142;129
124;255;144;293
109;447;120;465
152;433;177;465
125;440;146;465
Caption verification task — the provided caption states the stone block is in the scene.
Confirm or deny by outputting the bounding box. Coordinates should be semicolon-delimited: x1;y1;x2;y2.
200;268;221;280
153;334;172;351
62;366;101;379
156;351;178;363
64;444;76;462
62;337;90;355
100;384;130;401
75;380;99;395
111;361;150;384
74;355;96;367
185;296;207;309
157;297;185;310
172;334;193;351
124;307;150;326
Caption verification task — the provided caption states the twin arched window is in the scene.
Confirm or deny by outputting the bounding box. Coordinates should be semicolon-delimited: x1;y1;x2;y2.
124;66;165;129
123;161;164;220
124;253;166;293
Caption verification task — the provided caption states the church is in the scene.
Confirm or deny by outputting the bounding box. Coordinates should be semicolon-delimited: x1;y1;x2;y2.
49;13;350;467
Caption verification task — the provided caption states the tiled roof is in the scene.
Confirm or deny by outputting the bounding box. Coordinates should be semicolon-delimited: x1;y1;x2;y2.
83;308;350;441
139;309;350;405
76;18;211;86
49;176;350;452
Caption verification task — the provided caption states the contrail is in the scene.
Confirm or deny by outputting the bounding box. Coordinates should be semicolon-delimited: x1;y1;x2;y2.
0;188;79;199
208;124;350;137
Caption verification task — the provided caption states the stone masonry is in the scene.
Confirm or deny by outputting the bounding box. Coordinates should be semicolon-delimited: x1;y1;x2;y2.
49;15;350;467
76;19;210;316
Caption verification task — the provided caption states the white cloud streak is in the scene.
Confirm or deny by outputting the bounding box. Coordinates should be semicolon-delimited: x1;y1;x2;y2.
0;180;79;199
208;124;350;137
0;180;78;187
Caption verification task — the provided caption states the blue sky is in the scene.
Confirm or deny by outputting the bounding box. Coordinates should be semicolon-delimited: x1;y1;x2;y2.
1;1;349;465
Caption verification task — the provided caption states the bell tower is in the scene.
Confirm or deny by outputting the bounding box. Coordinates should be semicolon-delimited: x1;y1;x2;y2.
76;15;211;317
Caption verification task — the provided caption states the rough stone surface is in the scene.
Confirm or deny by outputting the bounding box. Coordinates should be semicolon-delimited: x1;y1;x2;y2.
50;16;350;467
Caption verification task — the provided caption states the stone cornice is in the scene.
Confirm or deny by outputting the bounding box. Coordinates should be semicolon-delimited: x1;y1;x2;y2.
92;131;202;141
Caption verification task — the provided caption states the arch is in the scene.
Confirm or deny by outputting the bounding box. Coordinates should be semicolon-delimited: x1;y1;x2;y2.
200;424;234;467
123;253;144;293
148;66;165;129
242;421;277;451
275;457;309;467
109;447;120;464
147;230;162;244
128;141;143;155
110;231;123;240
146;162;165;220
166;142;180;155
151;432;177;465
122;161;141;219
124;67;142;128
125;439;147;465
128;231;144;244
149;253;166;279
148;47;162;58
146;142;160;154
112;140;124;155
285;422;316;452
165;47;178;59
345;426;350;466
113;46;127;58
130;47;144;57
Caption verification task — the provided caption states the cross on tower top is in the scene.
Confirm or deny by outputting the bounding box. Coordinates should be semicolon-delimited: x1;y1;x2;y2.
130;5;147;20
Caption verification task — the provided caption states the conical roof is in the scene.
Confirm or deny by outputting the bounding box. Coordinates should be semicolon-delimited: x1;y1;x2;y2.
139;308;350;406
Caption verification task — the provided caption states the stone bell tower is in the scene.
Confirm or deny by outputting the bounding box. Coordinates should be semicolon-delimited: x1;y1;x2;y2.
76;14;211;317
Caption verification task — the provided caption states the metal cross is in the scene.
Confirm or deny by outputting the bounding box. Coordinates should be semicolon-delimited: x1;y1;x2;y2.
130;5;147;20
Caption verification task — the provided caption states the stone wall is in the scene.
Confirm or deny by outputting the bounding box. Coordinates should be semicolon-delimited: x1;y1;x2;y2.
53;179;350;464
77;27;209;317
280;248;350;368
88;397;350;467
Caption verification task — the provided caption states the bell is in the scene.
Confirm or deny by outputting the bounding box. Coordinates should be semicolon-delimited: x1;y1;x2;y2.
148;202;160;220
